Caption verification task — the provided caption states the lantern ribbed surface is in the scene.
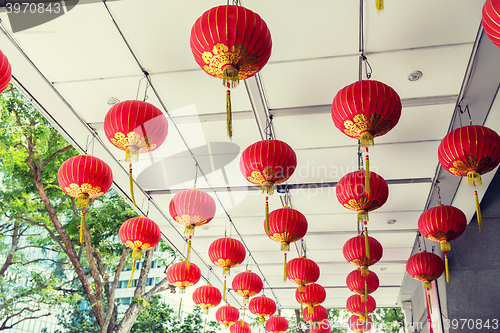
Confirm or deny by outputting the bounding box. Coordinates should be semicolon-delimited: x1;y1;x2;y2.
295;283;326;312
216;304;240;328
332;80;402;146
266;206;308;250
119;217;161;252
192;285;222;314
58;155;113;203
286;257;320;291
310;322;333;333
418;205;467;250
249;295;276;324
265;315;289;333
240;140;297;193
346;269;379;295
348;315;373;333
483;0;500;47
169;188;216;234
104;100;168;161
302;304;328;324
230;320;251;333
190;5;272;82
346;294;376;316
343;234;383;269
406;251;444;284
231;270;263;304
336;170;388;214
165;261;201;291
208;237;246;275
0;50;12;94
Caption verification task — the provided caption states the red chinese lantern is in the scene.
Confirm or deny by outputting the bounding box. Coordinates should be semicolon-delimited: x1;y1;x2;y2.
438;125;500;229
249;295;276;324
332;80;401;194
58;155;113;243
343;234;383;276
166;261;201;293
208;237;246;275
418;204;467;282
346;294;376;317
190;5;272;138
346;269;379;301
216;304;240;328
265;315;289;333
192;285;222;314
170;188;216;269
295;283;326;314
303;305;328;329
104;100;168;205
265;206;308;281
0;50;12;94
232;270;263;305
336;170;388;258
406;251;444;291
348;315;373;333
483;0;500;47
230;320;251;333
119;216;161;287
286;256;320;292
310;321;333;333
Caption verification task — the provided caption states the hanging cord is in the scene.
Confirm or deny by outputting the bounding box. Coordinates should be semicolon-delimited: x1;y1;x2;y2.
135;75;147;101
357;140;364;170
264;115;276;140
363;56;373;79
435;182;442;205
193;162;199;188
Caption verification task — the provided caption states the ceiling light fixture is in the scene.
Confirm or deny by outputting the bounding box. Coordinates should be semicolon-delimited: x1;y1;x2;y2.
407;71;423;82
380;267;387;271
107;97;120;106
387;219;396;224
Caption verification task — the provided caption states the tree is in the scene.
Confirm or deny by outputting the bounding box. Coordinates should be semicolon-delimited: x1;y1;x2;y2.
370;308;405;333
0;86;175;333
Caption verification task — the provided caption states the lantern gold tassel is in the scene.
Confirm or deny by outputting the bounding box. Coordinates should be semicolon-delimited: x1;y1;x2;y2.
186;236;192;270
263;181;274;195
444;251;450;283
223;277;227;303
259;317;265;324
440;241;451;252
467;171;482;187
127;259;136;288
183;225;195;236
203;318;207;333
281;242;290;251
129;163;137;207
242;307;246;326
243;296;249;305
125;146;139;163
80;208;85;244
283;253;287;282
226;89;232;138
474;190;482;230
361;266;369;277
361;280;368;302
77;193;89;208
223;267;230;276
375;0;384;12
222;65;240;88
364;225;371;258
307;304;314;314
300;302;303;316
178;298;182;318
298;284;305;292
358;211;369;224
179;287;186;294
365;154;370;195
265;196;270;234
360;131;374;147
424;281;432;290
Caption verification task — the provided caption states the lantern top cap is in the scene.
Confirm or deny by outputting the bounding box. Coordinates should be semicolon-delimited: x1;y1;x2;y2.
282;206;290;209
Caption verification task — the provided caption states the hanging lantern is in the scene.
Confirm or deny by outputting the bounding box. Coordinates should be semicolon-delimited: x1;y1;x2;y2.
208;237;246;275
348;315;373;333
58;155;113;243
375;0;384;12
216;304;240;328
192;285;222;314
332;80;401;194
310;321;333;333
336;170;388;258
190;5;272;138
302;305;328;330
286;256;320;292
230;320;251;333
295;283;326;315
0;50;12;94
346;269;379;301
104;100;168;206
169;188;216;270
119;216;161;287
406;251;444;291
346;294;376;317
343;234;383;276
265;315;289;333
438;125;500;229
166;261;201;293
232;270;263;305
265;206;308;281
418;204;466;282
483;0;500;47
249;295;276;324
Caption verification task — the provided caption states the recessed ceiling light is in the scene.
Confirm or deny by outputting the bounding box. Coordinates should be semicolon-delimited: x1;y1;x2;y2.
407;71;423;82
201;225;210;230
107;97;120;106
387;219;396;224
380;267;387;271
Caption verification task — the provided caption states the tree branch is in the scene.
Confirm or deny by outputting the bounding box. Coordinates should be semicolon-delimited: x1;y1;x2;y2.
0;221;20;277
84;222;104;326
41;144;73;169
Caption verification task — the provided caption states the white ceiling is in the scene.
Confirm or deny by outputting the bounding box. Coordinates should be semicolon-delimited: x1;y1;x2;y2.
0;0;490;315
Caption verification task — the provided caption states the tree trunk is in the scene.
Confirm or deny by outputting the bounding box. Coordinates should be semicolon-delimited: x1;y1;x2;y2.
0;221;20;277
295;309;304;333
